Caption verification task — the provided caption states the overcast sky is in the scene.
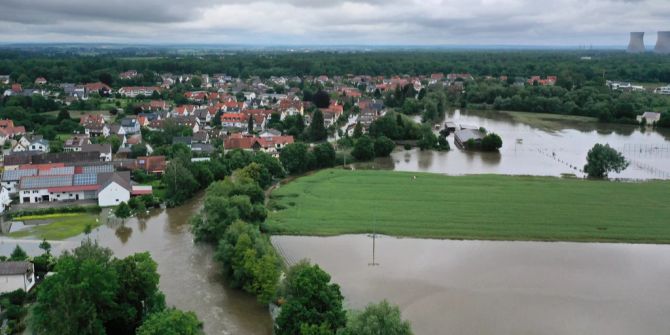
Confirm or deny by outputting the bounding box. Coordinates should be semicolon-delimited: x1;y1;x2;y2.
0;0;667;46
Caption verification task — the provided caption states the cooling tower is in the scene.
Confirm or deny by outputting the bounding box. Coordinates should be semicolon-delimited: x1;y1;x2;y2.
627;32;645;53
655;31;670;54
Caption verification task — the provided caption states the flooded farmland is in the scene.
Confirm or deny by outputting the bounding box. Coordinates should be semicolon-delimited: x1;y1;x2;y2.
273;235;670;335
372;109;670;179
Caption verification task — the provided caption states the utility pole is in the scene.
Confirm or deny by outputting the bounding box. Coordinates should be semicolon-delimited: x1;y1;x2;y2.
369;210;379;266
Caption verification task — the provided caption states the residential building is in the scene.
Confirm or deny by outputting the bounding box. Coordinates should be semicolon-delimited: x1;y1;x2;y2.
118;86;160;98
119;70;138;80
136;156;166;174
637;112;662;124
454;129;485;148
0;187;10;213
0;262;35;293
224;133;294;157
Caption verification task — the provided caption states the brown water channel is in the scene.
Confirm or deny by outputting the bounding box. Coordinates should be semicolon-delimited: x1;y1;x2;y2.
369;109;670;179
273;234;670;335
0;195;273;335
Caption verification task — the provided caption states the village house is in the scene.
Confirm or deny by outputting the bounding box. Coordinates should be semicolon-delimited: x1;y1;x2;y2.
528;76;557;86
63;135;91;152
0;120;26;145
119;70;138;80
0;186;10;214
224;133;294;157
34;77;47;85
84;82;112;96
320;103;345;128
118;86;160;98
277;99;304;119
12;135;49;153
16;164;132;207
637;112;661;124
136;156;167;174
454;129;485;148
221;113;246;129
0;75;9;84
0;262;35;293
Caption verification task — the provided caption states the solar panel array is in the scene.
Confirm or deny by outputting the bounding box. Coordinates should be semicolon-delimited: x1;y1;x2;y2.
82;165;114;174
40;166;75;176
2;169;38;181
73;173;97;186
20;175;72;189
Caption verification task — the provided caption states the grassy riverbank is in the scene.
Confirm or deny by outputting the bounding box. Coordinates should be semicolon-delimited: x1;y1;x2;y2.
9;213;100;240
267;169;670;243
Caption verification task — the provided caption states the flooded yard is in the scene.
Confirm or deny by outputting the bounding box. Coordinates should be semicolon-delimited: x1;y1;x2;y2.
272;235;670;335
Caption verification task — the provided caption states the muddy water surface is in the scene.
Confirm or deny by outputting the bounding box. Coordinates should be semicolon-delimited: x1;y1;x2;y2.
273;235;670;335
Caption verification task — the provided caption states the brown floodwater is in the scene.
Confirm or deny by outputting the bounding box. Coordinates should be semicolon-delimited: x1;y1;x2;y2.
0;195;273;335
371;109;670;179
272;235;670;335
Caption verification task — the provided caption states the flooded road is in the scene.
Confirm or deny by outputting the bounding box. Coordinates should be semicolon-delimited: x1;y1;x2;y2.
0;196;273;335
373;109;670;179
273;235;670;335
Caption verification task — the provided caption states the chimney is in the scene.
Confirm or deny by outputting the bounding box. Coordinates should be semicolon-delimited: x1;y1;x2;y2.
655;31;670;54
627;32;645;53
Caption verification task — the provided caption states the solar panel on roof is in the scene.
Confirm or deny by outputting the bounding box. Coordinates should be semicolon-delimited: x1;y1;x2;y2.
40;166;75;176
20;175;72;189
2;169;38;181
74;173;97;186
82;165;114;174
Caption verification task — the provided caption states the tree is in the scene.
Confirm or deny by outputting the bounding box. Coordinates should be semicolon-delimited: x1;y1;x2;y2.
39;239;52;255
115;202;132;219
481;133;503;151
9;245;28;261
280;143;314;174
49;139;64;153
190;76;202;88
373;136;395;157
437;135;450;151
339;300;413;335
107;252;165;334
163;158;199;207
57;108;71;121
137;309;203;335
313;90;331;108
309;110;328;142
417;127;437;150
352;136;375;161
130;143;148;158
313;143;336;168
248;115;255;133
353;122;363;139
99;72;113;86
32;241;119;335
583;143;629;178
275;261;346;335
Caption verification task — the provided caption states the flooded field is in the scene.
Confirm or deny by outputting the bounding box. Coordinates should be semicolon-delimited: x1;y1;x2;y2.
273;235;670;335
0;196;273;335
374;109;670;179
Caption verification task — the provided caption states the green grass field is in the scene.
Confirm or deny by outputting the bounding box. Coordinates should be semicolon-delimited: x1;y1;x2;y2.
267;169;670;243
9;213;100;240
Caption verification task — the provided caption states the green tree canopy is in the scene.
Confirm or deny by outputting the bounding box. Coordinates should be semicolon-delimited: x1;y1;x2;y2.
137;309;203;335
338;300;413;335
352;136;375;161
584;143;629;178
275;261;346;335
309;110;328;142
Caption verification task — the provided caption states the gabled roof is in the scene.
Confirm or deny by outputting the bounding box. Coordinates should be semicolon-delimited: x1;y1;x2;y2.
0;262;32;275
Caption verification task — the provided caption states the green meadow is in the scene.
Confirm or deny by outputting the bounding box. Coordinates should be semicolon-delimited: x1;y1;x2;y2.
267;169;670;243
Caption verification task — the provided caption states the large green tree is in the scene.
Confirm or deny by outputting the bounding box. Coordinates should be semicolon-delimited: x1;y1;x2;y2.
584;143;629;178
275;261;346;335
137;309;203;335
352;136;375;161
313;143;336;168
309;110;328;142
163;157;199;207
339;300;413;335
280;143;314;175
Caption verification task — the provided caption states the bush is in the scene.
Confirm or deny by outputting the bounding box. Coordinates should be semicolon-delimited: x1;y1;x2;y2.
481;133;503;151
352;136;375;161
374;136;396;157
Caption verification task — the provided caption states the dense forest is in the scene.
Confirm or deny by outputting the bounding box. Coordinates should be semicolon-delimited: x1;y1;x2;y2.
1;50;670;84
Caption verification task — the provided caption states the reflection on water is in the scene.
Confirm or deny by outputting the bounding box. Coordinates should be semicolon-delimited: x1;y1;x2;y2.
0;196;273;335
273;235;670;335
383;110;670;179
